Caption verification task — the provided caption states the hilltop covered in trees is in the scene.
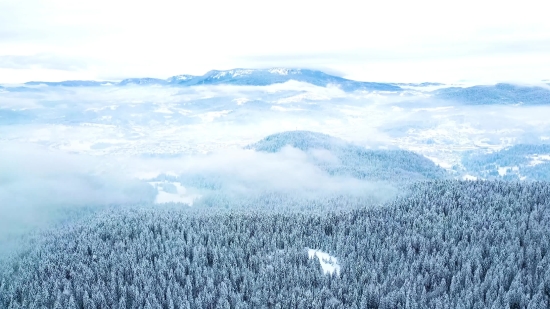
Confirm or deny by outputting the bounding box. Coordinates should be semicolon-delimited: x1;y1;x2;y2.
151;131;449;210
247;131;449;183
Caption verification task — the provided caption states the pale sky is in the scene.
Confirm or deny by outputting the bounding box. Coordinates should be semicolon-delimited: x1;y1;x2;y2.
0;0;549;83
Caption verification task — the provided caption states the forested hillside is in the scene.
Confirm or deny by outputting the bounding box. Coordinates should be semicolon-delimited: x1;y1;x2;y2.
434;83;550;105
2;181;549;308
1;2;549;308
462;144;550;181
151;131;448;210
248;131;448;183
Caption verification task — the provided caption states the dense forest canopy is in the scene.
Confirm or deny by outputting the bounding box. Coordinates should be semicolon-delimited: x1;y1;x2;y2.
2;181;549;308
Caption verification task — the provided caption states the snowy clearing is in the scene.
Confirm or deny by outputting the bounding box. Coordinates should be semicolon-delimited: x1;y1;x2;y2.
528;154;550;166
307;248;341;276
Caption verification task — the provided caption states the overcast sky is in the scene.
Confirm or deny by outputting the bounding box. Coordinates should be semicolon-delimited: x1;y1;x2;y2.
0;0;549;83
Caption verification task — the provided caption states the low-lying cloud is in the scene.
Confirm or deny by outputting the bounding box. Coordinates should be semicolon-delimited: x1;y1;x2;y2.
0;142;155;256
129;146;396;196
0;139;399;259
2;81;550;258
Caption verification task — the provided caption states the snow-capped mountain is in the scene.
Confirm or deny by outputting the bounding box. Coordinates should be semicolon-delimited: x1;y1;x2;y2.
19;68;402;91
165;74;195;83
117;78;168;86
166;68;402;91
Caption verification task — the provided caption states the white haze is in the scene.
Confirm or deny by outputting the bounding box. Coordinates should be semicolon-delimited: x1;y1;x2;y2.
2;82;549;165
0;140;397;259
1;0;549;83
2;82;550;257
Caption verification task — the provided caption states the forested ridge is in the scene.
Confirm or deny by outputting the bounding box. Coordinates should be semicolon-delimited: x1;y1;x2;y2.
462;144;550;181
434;83;550;105
2;180;550;308
248;131;448;183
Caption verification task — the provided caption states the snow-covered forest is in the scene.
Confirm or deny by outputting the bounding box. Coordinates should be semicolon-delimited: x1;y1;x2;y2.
2;181;550;308
2;69;550;308
3;0;550;305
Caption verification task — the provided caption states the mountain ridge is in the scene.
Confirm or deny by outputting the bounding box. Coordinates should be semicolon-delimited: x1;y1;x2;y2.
17;68;403;91
434;83;550;105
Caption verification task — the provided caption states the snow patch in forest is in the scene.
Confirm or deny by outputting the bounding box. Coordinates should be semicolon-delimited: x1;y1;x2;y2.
463;174;477;180
424;156;453;169
148;181;201;205
528;154;550;166
307;249;341;276
497;166;509;176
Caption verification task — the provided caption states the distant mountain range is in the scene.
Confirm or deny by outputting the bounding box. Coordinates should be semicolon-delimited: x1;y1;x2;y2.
24;80;114;87
19;68;403;91
434;83;550;105
7;69;550;105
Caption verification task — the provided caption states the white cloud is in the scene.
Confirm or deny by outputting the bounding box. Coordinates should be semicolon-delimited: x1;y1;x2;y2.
0;142;156;252
0;0;549;83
